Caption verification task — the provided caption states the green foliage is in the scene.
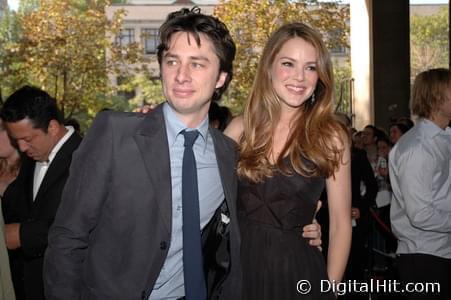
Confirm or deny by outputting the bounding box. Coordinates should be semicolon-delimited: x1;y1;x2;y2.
410;7;449;81
119;73;165;110
0;8;28;102
18;0;40;13
333;59;352;114
214;0;350;114
0;0;142;129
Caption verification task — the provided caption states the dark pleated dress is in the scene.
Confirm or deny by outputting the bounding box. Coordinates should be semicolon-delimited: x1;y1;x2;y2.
238;161;335;299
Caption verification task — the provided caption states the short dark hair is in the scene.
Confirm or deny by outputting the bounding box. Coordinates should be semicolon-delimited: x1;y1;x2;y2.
0;85;64;132
208;102;232;131
157;7;236;102
364;124;387;141
389;122;409;134
64;117;81;133
376;135;392;147
396;117;414;130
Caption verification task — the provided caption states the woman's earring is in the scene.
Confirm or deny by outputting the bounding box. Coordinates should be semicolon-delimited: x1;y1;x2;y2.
310;92;316;104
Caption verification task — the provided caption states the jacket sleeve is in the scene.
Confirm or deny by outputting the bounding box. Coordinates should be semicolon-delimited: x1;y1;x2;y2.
20;219;55;258
43;111;113;299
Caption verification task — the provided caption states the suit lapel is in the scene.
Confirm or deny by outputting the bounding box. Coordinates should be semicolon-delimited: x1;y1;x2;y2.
133;105;172;234
20;157;36;207
210;128;237;214
34;133;82;203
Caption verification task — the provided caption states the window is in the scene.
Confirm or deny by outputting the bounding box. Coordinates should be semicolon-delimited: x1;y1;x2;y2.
116;28;135;46
141;28;158;55
116;76;136;100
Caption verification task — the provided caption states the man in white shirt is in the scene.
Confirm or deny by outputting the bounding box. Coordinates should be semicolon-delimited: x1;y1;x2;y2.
390;68;451;300
0;86;82;300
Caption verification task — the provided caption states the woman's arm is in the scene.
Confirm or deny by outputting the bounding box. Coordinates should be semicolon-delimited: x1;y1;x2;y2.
326;134;352;283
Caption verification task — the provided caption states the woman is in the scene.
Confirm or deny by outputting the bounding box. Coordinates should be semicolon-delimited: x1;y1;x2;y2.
225;23;351;299
0;118;18;300
0;119;20;199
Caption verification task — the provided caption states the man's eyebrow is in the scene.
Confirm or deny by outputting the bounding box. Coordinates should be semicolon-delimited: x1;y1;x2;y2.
163;52;211;62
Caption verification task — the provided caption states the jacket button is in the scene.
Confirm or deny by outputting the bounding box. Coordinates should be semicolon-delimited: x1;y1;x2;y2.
160;241;167;250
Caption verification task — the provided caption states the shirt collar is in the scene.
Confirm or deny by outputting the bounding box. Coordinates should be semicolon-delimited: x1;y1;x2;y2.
38;126;74;166
163;102;209;148
48;126;74;163
419;118;451;137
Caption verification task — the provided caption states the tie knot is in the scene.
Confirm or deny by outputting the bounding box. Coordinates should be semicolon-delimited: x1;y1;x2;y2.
182;130;199;148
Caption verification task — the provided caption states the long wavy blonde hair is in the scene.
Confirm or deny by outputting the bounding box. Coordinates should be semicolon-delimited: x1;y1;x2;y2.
237;23;347;182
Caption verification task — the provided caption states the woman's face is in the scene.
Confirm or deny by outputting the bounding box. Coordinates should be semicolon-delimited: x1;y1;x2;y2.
0;120;16;159
271;37;319;114
377;140;391;158
389;125;403;144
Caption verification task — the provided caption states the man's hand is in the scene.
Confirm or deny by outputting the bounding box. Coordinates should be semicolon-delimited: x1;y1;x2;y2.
5;223;21;250
133;105;154;114
302;201;322;249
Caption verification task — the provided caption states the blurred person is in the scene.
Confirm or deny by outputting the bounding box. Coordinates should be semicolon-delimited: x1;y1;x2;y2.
352;130;365;150
0;119;17;300
335;113;377;294
0;86;82;300
362;125;387;172
374;136;396;254
390;68;451;299
43;8;323;300
396;116;414;131
362;125;378;168
375;136;391;187
0;119;20;198
389;122;409;145
225;22;351;299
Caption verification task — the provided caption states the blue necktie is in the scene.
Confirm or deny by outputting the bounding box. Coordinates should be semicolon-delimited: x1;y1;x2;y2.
181;130;207;300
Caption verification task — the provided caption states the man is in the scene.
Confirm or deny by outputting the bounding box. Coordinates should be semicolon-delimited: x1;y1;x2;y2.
44;8;320;300
0;86;82;300
390;68;451;299
361;124;379;171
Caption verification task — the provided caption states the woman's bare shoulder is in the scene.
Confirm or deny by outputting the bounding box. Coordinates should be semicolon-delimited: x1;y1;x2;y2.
224;115;244;143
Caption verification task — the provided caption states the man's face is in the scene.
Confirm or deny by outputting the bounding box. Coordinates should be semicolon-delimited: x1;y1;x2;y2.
362;127;375;146
160;31;227;126
4;118;57;162
438;88;451;123
377;140;391;158
389;126;403;144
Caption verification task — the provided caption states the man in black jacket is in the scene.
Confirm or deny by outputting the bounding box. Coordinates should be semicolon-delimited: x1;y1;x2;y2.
1;86;82;300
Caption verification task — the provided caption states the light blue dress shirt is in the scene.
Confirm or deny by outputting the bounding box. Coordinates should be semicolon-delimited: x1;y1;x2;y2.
390;119;451;259
150;103;224;299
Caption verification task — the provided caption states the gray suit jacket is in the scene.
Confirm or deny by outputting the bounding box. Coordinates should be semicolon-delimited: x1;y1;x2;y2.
43;105;241;300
